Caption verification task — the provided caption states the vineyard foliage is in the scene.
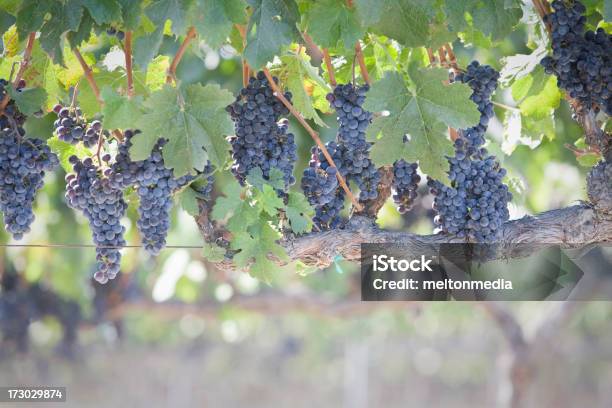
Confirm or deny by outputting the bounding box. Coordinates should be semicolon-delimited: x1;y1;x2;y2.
0;0;609;291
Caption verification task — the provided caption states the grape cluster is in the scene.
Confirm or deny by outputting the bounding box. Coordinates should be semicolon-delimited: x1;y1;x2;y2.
428;63;512;243
106;27;125;40
0;100;58;240
540;0;611;115
52;104;105;147
326;84;380;201
111;130;196;255
65;156;127;283
392;160;421;213
226;71;297;190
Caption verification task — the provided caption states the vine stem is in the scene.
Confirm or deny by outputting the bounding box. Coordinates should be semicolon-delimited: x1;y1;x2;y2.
166;26;197;85
354;41;370;85
492;100;520;112
322;48;337;87
262;68;363;211
0;32;36;114
236;25;250;88
124;31;134;97
73;48;103;105
301;31;324;61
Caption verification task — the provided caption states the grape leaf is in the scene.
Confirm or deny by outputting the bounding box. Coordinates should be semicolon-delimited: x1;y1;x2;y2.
254;184;284;217
354;0;430;47
22;43;64;110
606;0;612;21
202;242;226;262
146;0;192;35
117;0;142;29
500;45;548;87
210;181;244;222
227;200;261;233
23;113;55;141
81;0;122;25
471;0;522;41
133;25;164;69
146;55;170;91
519;75;561;119
0;10;15;42
176;187;199;216
67;9;95;48
277;51;328;126
304;0;364;50
231;221;287;281
15;0;52;38
47;136;92;173
243;0;300;69
130;84;234;176
510;65;548;102
363;68;481;182
190;0;247;48
246;167;285;191
501;109;550;155
285;192;313;234
39;0;84;64
8;87;47;115
100;86;144;130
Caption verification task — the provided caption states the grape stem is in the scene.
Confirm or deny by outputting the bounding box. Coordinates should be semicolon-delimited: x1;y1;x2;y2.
124;31;135;98
322;48;337;87
166;26;198;85
261;68;363;211
354;41;370;85
73;47;103;105
0;32;36;114
491;101;520;112
235;24;250;88
301;31;324;62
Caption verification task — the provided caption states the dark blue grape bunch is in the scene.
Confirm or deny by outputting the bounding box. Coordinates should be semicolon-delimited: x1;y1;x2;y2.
392;160;421;213
428;63;512;243
226;71;297;190
52;104;105;147
65;155;127;284
192;162;216;201
540;0;611;115
106;27;125;41
326;83;380;202
110;130;196;255
0;128;59;240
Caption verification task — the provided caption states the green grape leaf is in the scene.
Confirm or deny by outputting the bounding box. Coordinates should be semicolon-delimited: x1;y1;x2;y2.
67;9;95;48
606;0;612;21
519;75;561;119
500;46;548;89
246;167;285;191
363;68;480;182
277;51;329;126
471;0;522;41
210;181;244;222
243;0;300;69
22;42;64;110
82;0;122;25
254;184;284;217
23;113;55;141
47;136;91;173
202;242;226;262
231;221;287;281
16;0;53;38
117;0;142;29
442;0;471;32
305;0;364;50
8;87;47;115
176;187;200;216
355;0;430;47
510;65;548;102
285;191;313;234
39;0;84;64
0;10;15;44
100;86;144;130
227;200;261;233
146;0;192;35
146;55;170;91
190;0;247;48
133;25;165;69
130;84;234;176
501;109;553;155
